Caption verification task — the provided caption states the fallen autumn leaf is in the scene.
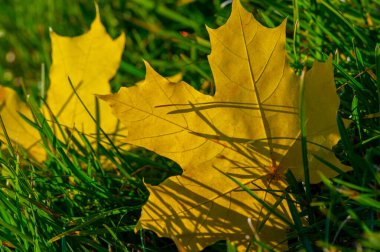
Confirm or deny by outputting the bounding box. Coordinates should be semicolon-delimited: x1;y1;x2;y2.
101;0;351;250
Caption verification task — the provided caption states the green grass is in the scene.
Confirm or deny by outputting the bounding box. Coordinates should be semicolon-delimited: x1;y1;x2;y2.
0;0;379;251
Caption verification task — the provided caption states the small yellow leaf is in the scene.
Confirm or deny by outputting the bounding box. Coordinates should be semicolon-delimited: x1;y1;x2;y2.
47;6;126;138
101;1;351;250
0;7;127;159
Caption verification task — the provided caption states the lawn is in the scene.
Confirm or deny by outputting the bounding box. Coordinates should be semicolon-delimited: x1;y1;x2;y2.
0;0;379;251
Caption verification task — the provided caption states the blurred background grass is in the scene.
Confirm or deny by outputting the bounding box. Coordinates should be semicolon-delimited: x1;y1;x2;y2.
0;0;380;251
1;0;379;92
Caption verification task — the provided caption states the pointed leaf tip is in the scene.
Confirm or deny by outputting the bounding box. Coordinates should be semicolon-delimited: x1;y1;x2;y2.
143;60;161;79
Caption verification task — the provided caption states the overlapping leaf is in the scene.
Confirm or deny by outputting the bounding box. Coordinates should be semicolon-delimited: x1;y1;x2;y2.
102;1;351;250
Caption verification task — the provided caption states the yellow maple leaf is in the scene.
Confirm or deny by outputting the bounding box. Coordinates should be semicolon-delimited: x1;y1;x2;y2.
0;7;126;159
47;6;125;137
101;1;351;250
